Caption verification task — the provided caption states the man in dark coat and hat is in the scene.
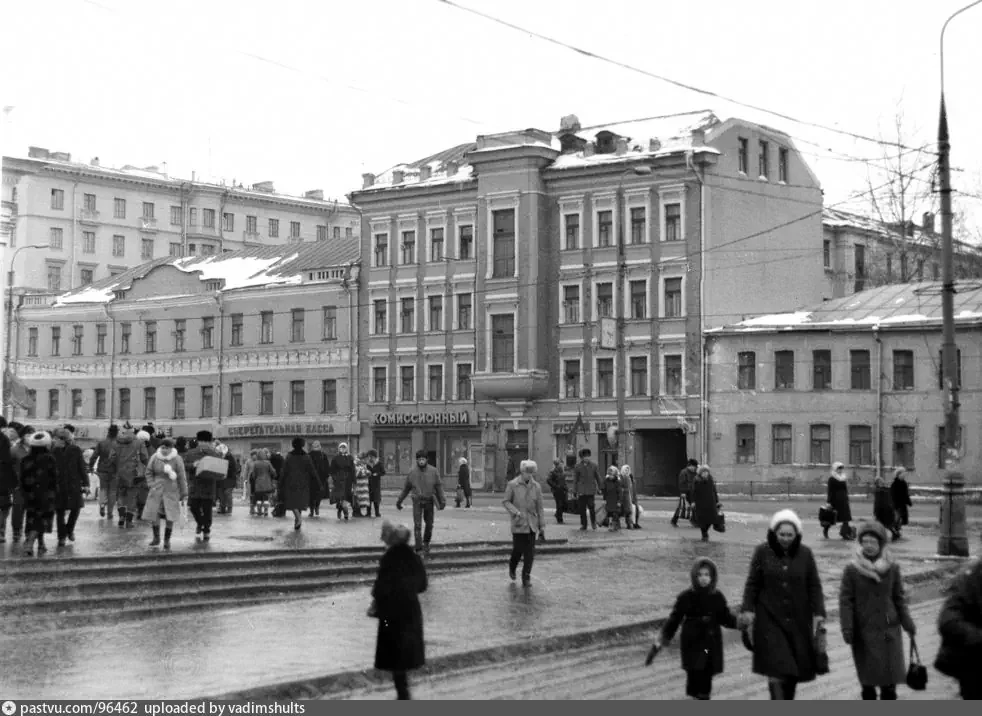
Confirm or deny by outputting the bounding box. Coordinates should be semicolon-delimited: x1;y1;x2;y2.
52;427;87;546
184;430;221;541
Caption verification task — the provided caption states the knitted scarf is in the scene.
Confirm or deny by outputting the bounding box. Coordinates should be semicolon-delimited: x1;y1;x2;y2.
852;547;893;582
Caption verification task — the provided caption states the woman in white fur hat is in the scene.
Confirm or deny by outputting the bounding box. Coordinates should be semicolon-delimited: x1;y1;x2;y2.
19;431;59;557
143;438;188;550
740;509;827;700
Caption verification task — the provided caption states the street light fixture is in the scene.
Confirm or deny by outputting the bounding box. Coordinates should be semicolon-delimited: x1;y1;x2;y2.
3;243;49;418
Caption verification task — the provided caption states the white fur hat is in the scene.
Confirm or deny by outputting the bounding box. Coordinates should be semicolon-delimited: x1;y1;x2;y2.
770;508;803;534
28;431;53;448
136;430;151;443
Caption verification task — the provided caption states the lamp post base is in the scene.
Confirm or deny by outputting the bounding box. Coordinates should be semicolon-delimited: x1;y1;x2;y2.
937;470;970;557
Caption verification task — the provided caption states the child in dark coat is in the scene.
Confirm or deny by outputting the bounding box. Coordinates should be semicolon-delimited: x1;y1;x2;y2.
648;557;738;700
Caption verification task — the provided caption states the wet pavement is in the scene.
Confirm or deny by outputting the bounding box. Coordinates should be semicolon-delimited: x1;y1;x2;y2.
0;490;970;700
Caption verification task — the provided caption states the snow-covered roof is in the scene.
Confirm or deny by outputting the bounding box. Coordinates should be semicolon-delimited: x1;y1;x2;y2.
708;281;982;334
51;241;359;306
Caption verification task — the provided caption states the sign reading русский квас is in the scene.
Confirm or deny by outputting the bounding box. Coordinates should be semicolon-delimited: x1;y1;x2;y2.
373;411;473;427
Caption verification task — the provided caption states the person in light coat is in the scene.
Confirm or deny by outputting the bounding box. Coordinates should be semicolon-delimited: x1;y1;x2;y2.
620;464;640;530
143;438;188;550
502;460;546;586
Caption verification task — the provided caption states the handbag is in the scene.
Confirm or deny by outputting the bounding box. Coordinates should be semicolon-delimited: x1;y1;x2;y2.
906;638;928;691
813;624;830;675
818;505;837;527
455;486;465;505
712;509;726;533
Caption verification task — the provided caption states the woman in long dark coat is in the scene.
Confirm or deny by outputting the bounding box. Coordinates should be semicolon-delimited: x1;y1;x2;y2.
456;457;472;508
825;461;854;540
52;428;87;546
691;466;720;542
741;509;827;700
19;431;59;557
308;441;331;517
330;443;355;521
279;437;316;531
889;468;912;536
367;449;385;518
872;477;898;540
373;520;428;700
839;521;915;700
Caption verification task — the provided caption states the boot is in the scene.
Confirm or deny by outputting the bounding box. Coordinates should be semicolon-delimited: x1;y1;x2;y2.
149;525;161;547
37;534;48;555
23;531;37;556
118;508;126;527
822;525;830;539
163;527;172;550
99;505;106;518
125;513;135;528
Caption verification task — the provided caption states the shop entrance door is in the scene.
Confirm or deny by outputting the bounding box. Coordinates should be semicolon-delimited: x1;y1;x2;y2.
468;444;485;490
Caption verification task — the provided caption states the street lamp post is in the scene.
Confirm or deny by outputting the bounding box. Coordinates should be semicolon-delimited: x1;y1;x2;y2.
4;244;48;418
936;0;980;557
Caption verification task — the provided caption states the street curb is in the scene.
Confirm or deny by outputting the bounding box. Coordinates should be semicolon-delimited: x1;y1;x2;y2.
207;559;974;701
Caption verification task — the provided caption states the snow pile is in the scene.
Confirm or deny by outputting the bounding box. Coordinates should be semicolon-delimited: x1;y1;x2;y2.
55;286;116;305
174;253;301;289
738;311;813;327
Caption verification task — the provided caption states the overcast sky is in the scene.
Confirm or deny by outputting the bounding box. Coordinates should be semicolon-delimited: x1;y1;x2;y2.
3;0;981;235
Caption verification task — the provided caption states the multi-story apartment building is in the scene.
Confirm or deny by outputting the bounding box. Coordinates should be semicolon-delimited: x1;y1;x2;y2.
2;147;361;293
822;207;982;298
349;110;828;494
8;243;361;459
706;281;982;486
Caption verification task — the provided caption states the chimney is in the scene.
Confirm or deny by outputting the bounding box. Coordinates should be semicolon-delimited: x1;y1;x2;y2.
51;151;71;162
559;114;582;133
615;138;629;155
690;128;705;147
304;189;324;200
649;138;662;152
583;143;595;157
362;173;375;189
160;161;168;177
252;181;275;193
419;165;432;182
28;146;50;159
90;157;100;166
392;170;405;185
445;161;458;177
922;211;935;233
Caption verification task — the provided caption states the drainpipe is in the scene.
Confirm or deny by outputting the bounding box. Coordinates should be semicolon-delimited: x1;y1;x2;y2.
218;188;230;252
216;292;225;426
345;265;357;448
105;302;116;423
874;326;883;480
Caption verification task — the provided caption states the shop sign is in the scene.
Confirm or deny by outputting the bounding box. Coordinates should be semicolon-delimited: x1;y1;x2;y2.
227;422;341;438
553;420;617;435
374;411;472;427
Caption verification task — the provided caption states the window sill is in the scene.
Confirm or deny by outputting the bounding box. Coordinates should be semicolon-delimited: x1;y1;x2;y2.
322;337;338;342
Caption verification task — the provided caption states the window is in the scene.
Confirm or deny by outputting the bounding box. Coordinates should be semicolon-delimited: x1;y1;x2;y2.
428;365;444;401
738;352;756;390
49;389;60;418
260;311;273;343
201;316;214;349
201;386;214;418
459;225;473;260
222;212;234;231
203;208;215;228
321;379;337;414
491;209;516;278
373;300;388;335
229;383;243;416
630;280;647;319
49;227;64;250
778;147;789;183
242;215;257;235
316;225;327;241
849;425;872;465
456;363;472;401
71;389;83;418
596;358;614;397
810;424;831;464
83;231;96;254
322;306;337;340
401;230;416;264
430;228;444;262
563;359;581;399
269;218;279;238
938;426;964;468
173;388;186;419
373;367;388;402
170;205;182;226
886;254;893;279
172;319;186;351
428;295;443;331
738;137;749;173
290;221;301;239
664;277;683;318
188;208;198;226
596;282;613;318
120;322;131;353
72;324;83;356
900;253;908;281
893;426;915;469
664;204;682;241
564;214;580;250
630;356;648;396
290;381;305;414
400;366;415;402
259;382;274;415
854;244;866;292
112;235;125;257
597;210;613;248
290;309;304;343
630;207;646;244
457;293;472;330
933;262;940;280
46;264;61;291
892;350;914;390
95;389;107;419
84;193;97;211
51;188;64;210
142;202;155;220
230;314;243;346
736;424;756;464
169;243;182;257
491;314;515;373
758;140;770;179
345;227;352;239
400;297;415;333
80;268;93;285
851;350;870;389
118;388;130;420
141;238;154;260
143;388;156;419
374;233;389;266
937;349;962;389
823;240;831;269
664;355;683;396
812;349;831;390
26;390;36;419
113;198;126;219
775;350;794;389
50;326;61;356
563;285;580;323
144;321;157;353
772;424;792;464
27;327;38;356
333;226;341;240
